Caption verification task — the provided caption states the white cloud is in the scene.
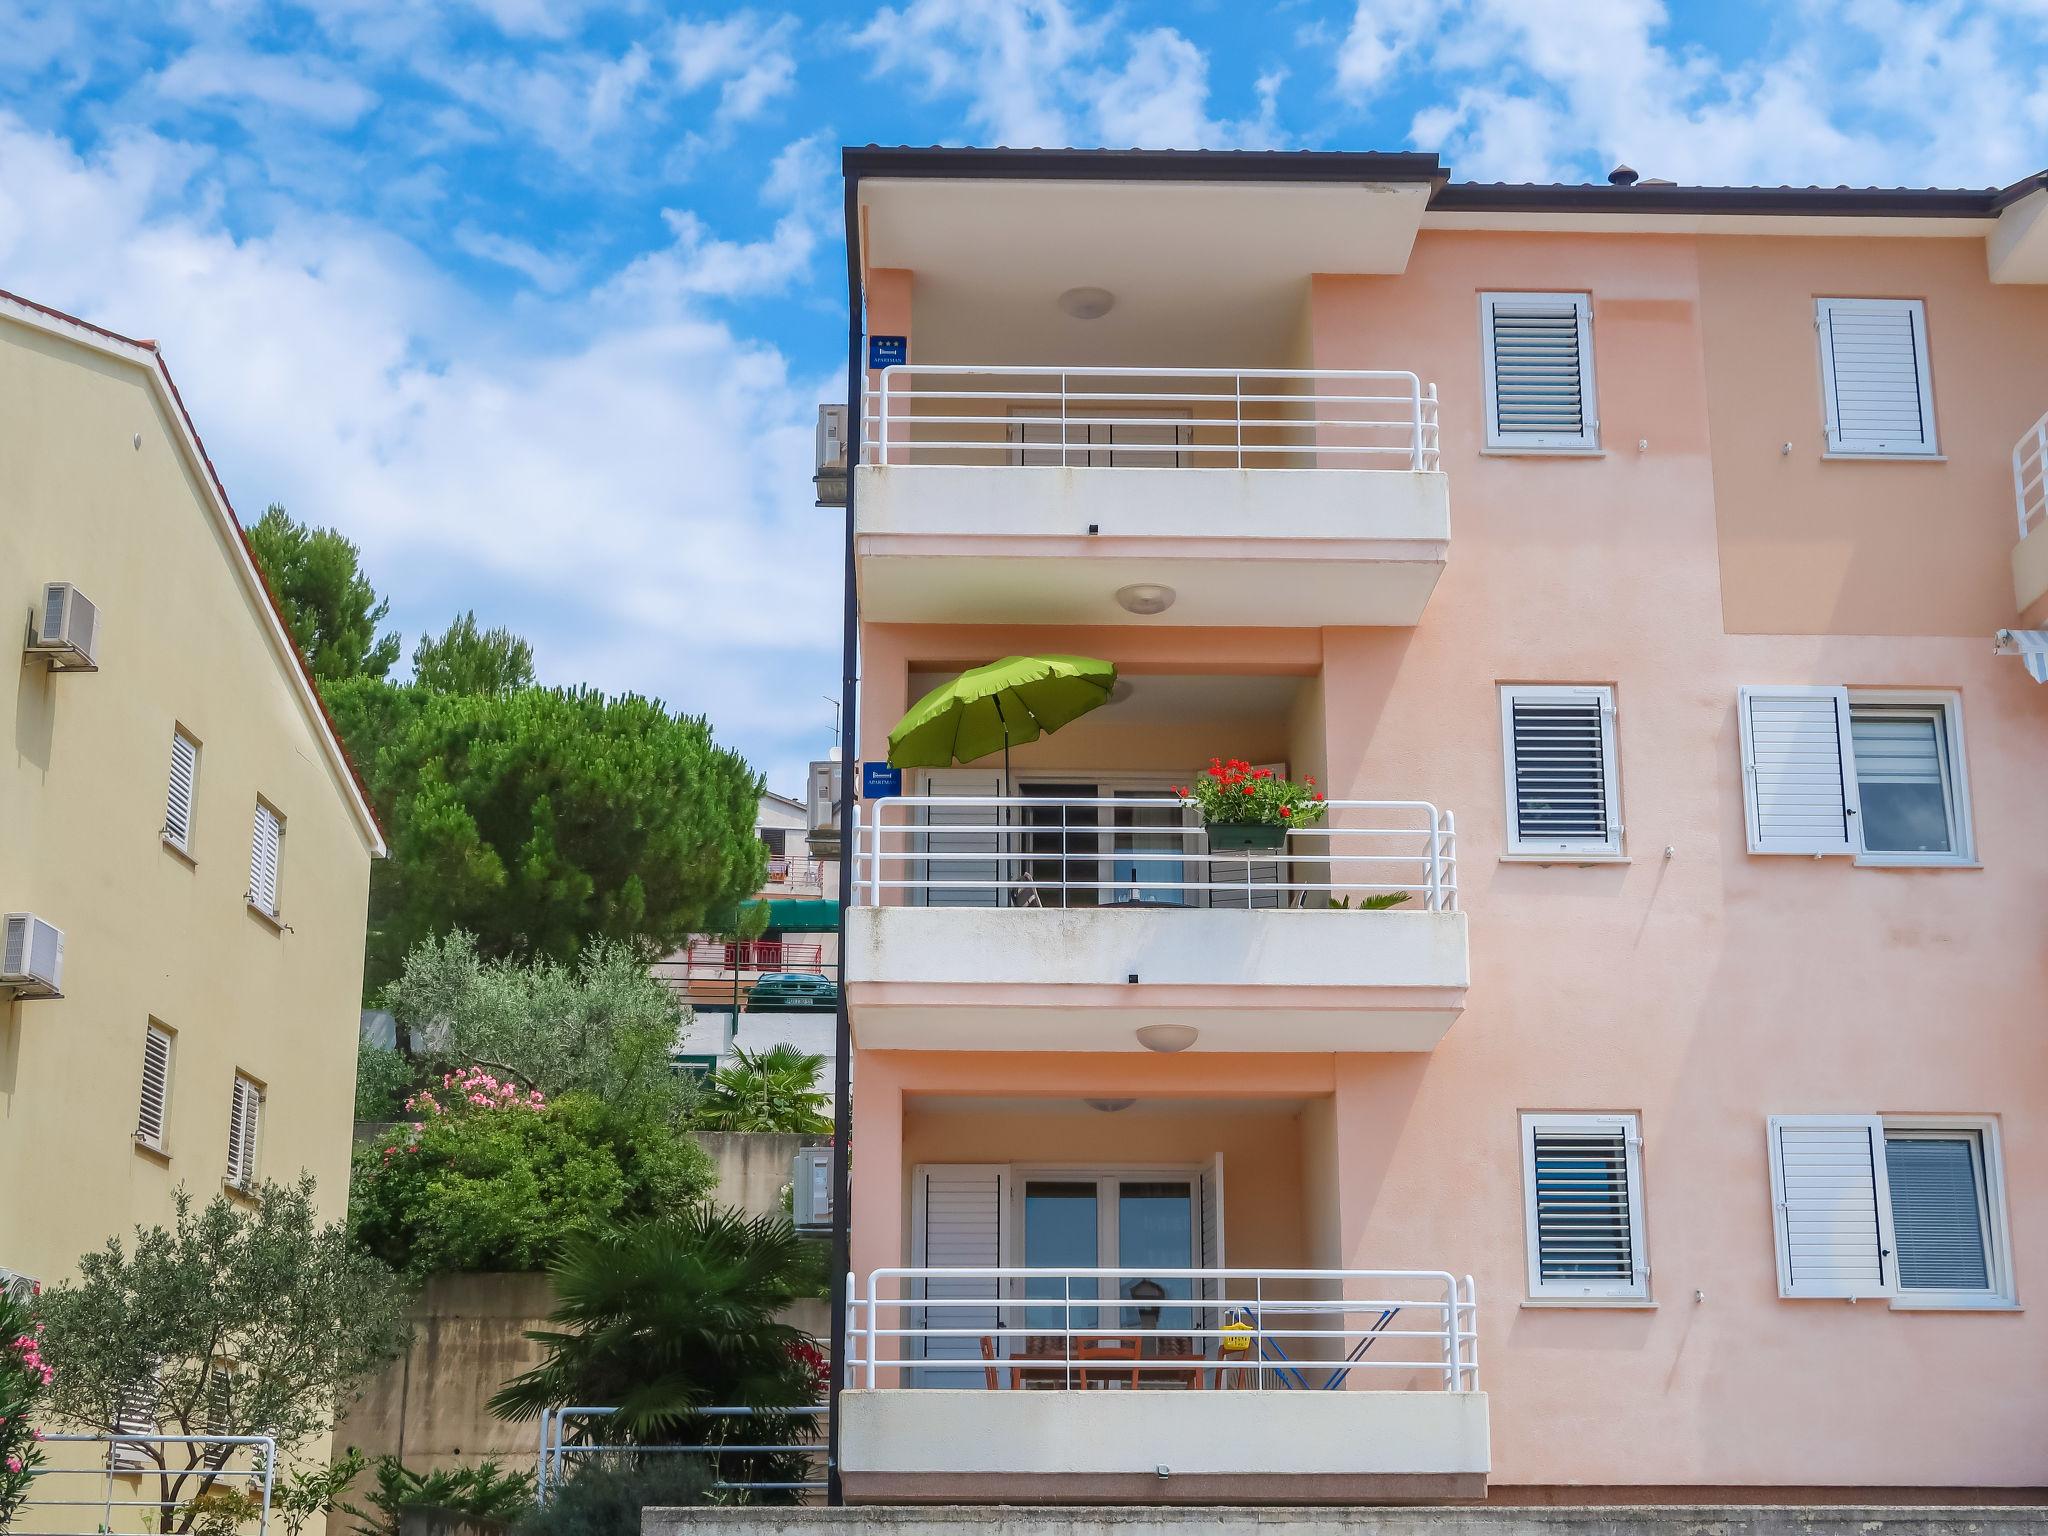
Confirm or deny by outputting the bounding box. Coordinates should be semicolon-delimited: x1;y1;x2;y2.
852;1;1284;150
426;41;654;161
671;10;798;127
152;44;380;126
0;110;841;789
1334;2;1430;99
451;224;580;290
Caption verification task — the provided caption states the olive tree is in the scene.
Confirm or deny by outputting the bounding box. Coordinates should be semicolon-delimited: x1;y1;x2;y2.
35;1179;408;1535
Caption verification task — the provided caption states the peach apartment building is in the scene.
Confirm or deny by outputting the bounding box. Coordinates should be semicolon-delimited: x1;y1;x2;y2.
821;148;2048;1505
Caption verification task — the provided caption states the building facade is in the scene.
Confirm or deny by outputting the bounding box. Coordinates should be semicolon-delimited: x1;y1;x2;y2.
0;290;382;1332
830;150;2048;1504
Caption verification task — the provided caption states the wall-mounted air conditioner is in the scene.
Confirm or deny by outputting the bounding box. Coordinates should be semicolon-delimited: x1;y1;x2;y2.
791;1146;833;1234
805;758;842;859
814;404;848;509
27;583;100;671
1;913;64;999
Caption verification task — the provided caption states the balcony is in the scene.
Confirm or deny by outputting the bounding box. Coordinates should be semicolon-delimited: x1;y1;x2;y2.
838;1264;1486;1503
653;938;825;1006
854;365;1448;628
2013;412;2048;620
843;794;1467;1052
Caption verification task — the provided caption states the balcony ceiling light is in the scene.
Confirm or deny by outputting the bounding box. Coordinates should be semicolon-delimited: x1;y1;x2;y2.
1084;1098;1137;1113
1135;1024;1199;1054
1058;286;1116;320
1115;582;1176;616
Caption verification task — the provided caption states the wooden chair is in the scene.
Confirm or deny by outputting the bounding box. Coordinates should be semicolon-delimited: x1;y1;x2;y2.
978;1334;1012;1390
1146;1335;1207;1390
1074;1334;1143;1390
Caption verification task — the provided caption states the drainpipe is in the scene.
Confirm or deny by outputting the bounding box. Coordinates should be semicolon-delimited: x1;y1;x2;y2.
825;157;862;1509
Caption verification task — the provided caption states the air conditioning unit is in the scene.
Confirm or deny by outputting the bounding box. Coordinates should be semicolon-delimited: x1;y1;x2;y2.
28;582;100;671
791;1147;834;1234
814;404;849;508
1;913;64;998
805;758;842;859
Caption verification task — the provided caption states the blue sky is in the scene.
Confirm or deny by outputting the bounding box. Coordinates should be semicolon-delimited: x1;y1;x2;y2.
2;0;2044;792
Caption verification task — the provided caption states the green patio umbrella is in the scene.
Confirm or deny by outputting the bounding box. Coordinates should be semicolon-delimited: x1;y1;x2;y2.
887;654;1119;790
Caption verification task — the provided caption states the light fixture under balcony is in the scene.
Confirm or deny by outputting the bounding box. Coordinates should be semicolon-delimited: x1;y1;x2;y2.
1057;286;1116;320
1135;1024;1199;1054
1115;582;1176;616
1084;1098;1136;1113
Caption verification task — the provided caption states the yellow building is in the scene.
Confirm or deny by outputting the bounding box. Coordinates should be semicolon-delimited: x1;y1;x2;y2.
0;288;382;1306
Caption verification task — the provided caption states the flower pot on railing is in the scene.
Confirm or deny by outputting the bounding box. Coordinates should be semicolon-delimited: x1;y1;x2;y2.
1180;757;1328;857
1205;822;1289;854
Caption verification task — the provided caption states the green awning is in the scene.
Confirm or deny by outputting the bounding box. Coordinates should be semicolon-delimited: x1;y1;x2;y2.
745;898;840;933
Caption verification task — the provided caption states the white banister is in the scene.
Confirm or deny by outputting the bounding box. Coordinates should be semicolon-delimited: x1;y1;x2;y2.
866;364;1442;473
2016;410;2048;540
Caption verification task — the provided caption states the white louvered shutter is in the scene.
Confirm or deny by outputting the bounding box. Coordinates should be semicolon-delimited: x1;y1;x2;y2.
165;731;198;851
1482;292;1597;450
920;770;1005;908
227;1077;261;1189
110;1374;158;1471
1767;1116;1895;1299
1501;687;1620;857
1883;1133;1993;1294
248;804;282;915
912;1164;1007;1386
1816;298;1937;456
1737;686;1861;855
137;1026;172;1148
1522;1114;1647;1299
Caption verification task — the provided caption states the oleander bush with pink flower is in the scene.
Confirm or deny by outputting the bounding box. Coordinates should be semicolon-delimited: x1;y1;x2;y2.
349;1072;712;1278
0;1284;50;1527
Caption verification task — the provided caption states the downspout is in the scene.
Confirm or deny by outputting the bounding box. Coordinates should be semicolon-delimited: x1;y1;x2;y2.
826;158;861;1509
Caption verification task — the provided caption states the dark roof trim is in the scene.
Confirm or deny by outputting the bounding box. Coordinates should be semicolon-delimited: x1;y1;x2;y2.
843;145;1446;186
1429;177;2044;219
842;146;2047;220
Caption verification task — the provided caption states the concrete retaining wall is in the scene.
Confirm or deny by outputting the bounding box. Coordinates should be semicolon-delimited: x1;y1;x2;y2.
647;1508;2048;1536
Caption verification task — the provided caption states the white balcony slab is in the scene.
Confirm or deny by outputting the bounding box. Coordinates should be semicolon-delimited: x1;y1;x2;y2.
836;1387;1490;1504
845;906;1468;1052
854;464;1449;627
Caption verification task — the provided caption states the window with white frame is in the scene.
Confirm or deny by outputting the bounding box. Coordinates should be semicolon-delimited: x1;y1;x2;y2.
1736;687;1972;863
164;728;199;855
247;801;283;918
1480;292;1598;451
226;1074;262;1191
1521;1113;1648;1300
1500;685;1622;858
1814;298;1938;457
137;1023;173;1151
1766;1116;2012;1306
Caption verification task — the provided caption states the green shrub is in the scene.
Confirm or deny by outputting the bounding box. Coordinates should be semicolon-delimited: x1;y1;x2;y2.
344;1455;535;1536
355;1043;422;1121
519;1455;714;1533
690;1045;829;1135
348;1078;711;1277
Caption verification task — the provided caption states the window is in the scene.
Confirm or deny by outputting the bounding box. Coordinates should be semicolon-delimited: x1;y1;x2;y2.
247;801;283;918
110;1374;157;1472
758;826;788;857
1815;298;1937;457
137;1024;173;1151
1499;685;1621;858
1480;292;1598;451
164;728;199;855
226;1075;262;1191
1766;1116;2012;1307
1521;1113;1647;1300
1737;687;1972;864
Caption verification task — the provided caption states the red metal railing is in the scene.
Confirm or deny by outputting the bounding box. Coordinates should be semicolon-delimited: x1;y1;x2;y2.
676;939;824;976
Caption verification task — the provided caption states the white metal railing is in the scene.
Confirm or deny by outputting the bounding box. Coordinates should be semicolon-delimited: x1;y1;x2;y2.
15;1434;275;1536
2016;411;2048;539
535;1406;827;1502
864;365;1441;472
844;1268;1477;1393
851;796;1458;913
767;855;823;887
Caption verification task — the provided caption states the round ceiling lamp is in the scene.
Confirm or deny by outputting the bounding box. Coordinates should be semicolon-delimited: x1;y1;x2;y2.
1134;1024;1199;1054
1115;583;1176;616
1058;286;1116;320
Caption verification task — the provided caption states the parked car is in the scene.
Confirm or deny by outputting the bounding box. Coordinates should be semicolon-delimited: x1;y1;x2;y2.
746;972;839;1012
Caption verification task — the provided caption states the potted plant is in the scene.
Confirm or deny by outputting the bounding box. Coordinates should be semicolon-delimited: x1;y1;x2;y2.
1180;758;1327;853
